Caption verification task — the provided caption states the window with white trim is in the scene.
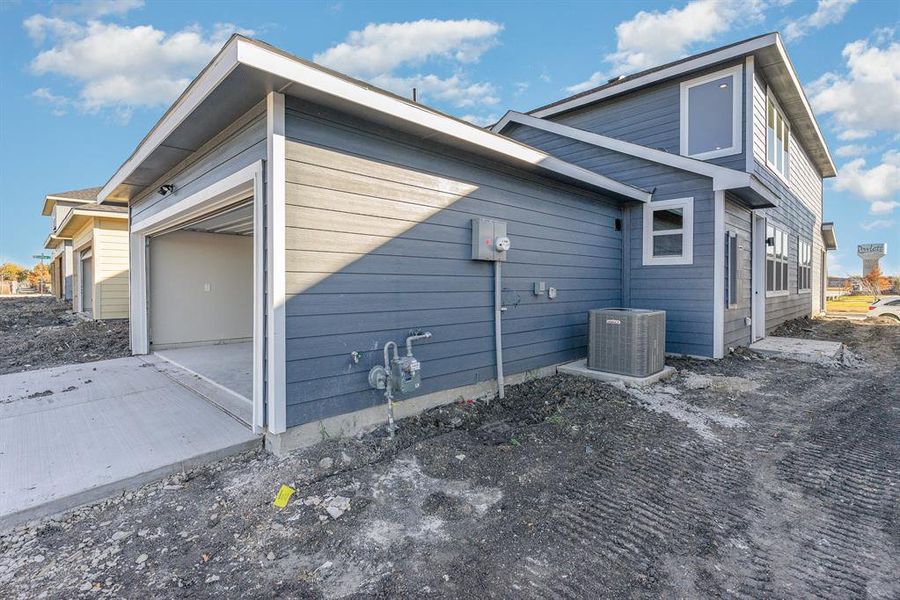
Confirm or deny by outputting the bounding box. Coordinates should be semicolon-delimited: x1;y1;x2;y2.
798;239;811;292
679;65;742;160
766;93;790;180
766;224;789;296
642;198;694;266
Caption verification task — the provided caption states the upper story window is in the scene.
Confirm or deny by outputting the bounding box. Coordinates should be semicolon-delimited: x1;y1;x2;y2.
642;197;694;266
766;224;789;296
798;239;811;292
766;92;790;180
679;65;743;160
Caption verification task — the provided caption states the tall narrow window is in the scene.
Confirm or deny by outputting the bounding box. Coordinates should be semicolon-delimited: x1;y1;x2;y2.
642;198;694;266
680;65;742;160
766;224;789;296
767;93;790;181
798;239;811;292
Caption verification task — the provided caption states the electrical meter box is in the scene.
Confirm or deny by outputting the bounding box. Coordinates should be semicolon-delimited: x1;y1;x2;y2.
471;218;509;262
390;355;422;394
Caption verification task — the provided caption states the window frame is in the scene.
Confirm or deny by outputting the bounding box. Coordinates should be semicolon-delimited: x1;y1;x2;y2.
765;223;790;297
766;88;791;183
798;238;812;293
679;64;743;161
642;197;694;266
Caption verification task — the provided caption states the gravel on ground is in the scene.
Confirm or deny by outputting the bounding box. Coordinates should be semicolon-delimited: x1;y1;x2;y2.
0;316;897;599
0;297;129;375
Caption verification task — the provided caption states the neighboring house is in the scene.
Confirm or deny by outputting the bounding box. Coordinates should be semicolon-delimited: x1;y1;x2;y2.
493;32;838;355
93;33;836;453
42;188;129;319
42;187;101;303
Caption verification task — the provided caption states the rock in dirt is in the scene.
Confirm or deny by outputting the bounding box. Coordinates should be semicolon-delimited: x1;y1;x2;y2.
318;457;334;469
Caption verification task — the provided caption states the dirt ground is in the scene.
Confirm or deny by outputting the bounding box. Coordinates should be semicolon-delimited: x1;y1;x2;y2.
1;316;897;599
0;297;130;375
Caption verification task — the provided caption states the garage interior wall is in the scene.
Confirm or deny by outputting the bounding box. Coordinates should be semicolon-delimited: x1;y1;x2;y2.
149;229;253;348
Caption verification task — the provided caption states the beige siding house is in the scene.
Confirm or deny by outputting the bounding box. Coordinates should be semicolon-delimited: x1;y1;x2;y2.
42;189;129;319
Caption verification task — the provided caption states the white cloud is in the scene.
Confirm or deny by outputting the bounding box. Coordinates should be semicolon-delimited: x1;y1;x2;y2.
31;87;70;116
835;144;872;157
837;129;875;140
372;73;499;108
460;113;500;127
783;0;857;42
834;150;900;213
870;200;900;214
568;0;767;93
808;31;900;136
26;15;252;120
314;19;502;109
314;19;501;76
861;219;895;231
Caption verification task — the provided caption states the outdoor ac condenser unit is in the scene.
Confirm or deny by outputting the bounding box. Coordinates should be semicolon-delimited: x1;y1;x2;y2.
587;308;666;377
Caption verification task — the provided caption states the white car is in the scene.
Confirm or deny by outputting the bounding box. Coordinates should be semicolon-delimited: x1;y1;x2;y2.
868;296;900;321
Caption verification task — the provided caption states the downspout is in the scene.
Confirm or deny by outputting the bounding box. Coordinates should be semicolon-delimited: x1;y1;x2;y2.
494;260;505;399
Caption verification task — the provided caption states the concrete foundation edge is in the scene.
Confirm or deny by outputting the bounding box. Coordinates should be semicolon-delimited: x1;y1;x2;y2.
265;363;561;457
557;359;677;387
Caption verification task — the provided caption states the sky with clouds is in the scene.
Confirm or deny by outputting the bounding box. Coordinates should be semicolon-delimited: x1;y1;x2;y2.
0;0;897;276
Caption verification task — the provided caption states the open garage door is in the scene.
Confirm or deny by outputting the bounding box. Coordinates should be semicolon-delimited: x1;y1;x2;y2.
147;200;256;425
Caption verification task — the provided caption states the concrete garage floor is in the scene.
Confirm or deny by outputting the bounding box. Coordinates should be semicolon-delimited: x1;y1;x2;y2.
0;317;897;598
0;356;259;529
155;342;252;425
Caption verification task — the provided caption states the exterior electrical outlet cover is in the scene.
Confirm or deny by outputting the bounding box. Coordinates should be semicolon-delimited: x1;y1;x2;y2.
587;308;666;377
471;218;508;261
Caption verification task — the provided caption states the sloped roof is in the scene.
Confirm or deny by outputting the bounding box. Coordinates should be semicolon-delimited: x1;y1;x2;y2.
46;186;102;201
97;35;650;205
524;32;835;178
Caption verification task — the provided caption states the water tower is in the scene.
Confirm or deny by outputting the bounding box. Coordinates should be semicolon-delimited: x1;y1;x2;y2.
857;243;887;276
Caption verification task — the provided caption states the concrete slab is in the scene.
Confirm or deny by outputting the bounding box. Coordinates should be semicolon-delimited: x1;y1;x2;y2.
749;336;844;364
0;356;260;530
557;359;677;387
155;342;252;425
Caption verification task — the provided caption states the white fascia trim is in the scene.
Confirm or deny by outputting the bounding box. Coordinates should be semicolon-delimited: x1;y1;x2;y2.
498;111;750;191
98;41;241;204
642;197;694;266
679;64;743;161
237;42;648;203
713;190;725;359
773;35;835;176
744;56;755;173
532;34;777;119
129;160;266;433
266;91;287;434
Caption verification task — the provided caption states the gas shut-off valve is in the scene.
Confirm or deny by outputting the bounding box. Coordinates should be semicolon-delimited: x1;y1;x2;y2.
368;331;432;437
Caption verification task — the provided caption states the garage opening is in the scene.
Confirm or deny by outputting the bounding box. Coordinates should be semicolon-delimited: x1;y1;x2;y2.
148;200;255;424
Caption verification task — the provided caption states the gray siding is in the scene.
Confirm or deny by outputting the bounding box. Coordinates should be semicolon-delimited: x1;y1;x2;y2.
550;61;747;171
504;124;716;357
724;193;752;350
130;102;267;227
751;70;824;329
283;100;625;428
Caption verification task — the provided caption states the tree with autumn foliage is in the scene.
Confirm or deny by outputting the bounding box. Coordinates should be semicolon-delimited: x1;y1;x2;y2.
27;263;51;293
0;262;27;282
863;264;891;295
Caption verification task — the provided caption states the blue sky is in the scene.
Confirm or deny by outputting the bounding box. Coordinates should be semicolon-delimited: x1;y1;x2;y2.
1;0;897;275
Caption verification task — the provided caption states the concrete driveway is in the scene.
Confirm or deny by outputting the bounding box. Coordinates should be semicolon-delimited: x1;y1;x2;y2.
0;355;260;529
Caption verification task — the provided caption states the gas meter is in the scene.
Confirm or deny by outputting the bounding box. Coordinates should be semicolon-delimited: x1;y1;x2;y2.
368;331;432;437
391;354;421;394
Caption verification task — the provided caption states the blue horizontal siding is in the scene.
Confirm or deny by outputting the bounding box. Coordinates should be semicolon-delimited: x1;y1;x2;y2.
282;99;627;428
